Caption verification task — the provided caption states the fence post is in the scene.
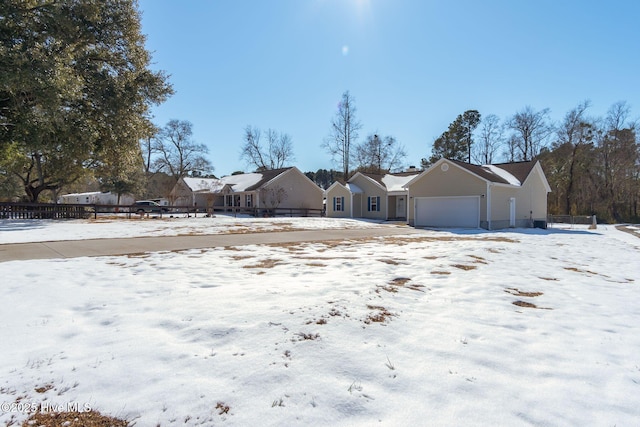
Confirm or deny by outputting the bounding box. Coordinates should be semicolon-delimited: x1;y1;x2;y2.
589;215;597;230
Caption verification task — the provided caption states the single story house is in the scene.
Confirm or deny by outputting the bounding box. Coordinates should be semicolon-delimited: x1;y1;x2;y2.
325;171;420;220
406;158;551;229
170;167;324;213
58;191;134;206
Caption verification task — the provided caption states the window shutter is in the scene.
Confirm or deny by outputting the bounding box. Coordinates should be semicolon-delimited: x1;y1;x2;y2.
367;197;371;211
376;196;380;211
333;197;336;211
341;197;344;211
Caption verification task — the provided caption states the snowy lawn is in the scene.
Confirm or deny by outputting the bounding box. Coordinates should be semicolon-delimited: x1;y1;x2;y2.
0;215;388;244
0;219;639;426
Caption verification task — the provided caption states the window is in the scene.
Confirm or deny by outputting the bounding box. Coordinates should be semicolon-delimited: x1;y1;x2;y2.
225;195;233;207
246;194;253;208
368;196;380;212
333;196;344;212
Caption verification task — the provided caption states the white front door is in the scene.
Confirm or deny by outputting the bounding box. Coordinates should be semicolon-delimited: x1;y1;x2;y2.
509;197;516;227
396;196;406;218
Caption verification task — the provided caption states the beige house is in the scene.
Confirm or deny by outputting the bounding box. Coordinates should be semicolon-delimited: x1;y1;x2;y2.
170;167;324;214
406;158;551;229
325;171;420;220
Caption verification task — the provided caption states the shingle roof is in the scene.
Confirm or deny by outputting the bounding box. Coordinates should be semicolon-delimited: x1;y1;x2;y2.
243;168;292;191
358;171;420;190
449;159;535;185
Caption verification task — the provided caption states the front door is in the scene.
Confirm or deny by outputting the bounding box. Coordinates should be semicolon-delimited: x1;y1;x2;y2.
509;197;516;227
396;196;406;218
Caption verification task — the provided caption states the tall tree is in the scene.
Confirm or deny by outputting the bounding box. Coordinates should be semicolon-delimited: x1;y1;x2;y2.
353;133;407;174
240;126;295;171
597;101;638;221
507;106;553;161
152;119;213;180
0;0;173;201
554;101;596;215
474;114;503;164
322;91;362;178
429;110;481;164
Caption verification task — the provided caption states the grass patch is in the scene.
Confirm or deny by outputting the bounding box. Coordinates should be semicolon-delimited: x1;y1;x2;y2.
430;270;451;275
242;258;283;269
364;305;395;324
215;402;230;415
468;255;488;264
451;264;477;271
23;411;129;427
377;258;402;265
505;288;543;297
377;277;425;293
512;300;552;310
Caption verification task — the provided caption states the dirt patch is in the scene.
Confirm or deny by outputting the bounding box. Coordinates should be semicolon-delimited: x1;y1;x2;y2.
34;384;53;393
539;277;559;281
468;255;488;264
512;300;552;310
23;411;129;427
564;266;604;276
377;258;402;265
430;270;451;275
305;262;327;267
293;332;320;341
451;264;477;271
377;277;425;293
242;258;283;269
364;305;395;324
215;402;230;415
505;288;543;297
229;254;253;261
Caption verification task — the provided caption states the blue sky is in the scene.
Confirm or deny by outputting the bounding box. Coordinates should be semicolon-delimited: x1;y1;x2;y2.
138;0;640;177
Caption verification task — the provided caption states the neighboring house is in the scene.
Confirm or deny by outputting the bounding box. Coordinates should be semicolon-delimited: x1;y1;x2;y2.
325;171;420;220
58;191;134;205
406;158;551;229
169;167;324;213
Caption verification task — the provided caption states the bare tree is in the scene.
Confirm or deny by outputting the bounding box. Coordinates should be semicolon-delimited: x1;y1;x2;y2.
152;119;213;180
353;133;407;174
597;101;638;220
473;114;503;164
322;91;362;178
507;106;554;161
553;100;596;214
260;185;287;215
241;126;295;171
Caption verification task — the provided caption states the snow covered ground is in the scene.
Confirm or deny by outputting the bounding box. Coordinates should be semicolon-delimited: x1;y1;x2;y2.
1;218;639;426
0;215;386;244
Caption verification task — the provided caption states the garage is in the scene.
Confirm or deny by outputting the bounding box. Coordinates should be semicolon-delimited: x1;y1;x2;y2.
414;196;480;228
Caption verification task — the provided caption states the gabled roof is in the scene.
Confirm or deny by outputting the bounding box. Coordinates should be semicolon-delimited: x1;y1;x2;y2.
351;171;420;193
181;177;225;193
181;168;294;193
406;158;541;188
242;168;292;191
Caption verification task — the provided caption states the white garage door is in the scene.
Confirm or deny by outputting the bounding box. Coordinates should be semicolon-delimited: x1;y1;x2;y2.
414;196;480;228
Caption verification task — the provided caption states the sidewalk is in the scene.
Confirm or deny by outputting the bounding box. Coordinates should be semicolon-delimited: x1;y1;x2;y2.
0;227;425;262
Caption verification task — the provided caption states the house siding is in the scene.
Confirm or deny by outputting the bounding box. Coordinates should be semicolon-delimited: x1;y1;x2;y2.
325;185;352;218
263;169;323;211
408;163;487;224
350;175;387;220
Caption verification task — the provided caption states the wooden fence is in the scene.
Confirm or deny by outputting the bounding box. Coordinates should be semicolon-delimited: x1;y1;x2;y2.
0;202;325;220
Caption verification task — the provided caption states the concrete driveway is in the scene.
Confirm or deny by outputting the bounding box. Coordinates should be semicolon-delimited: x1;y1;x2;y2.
0;226;426;262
